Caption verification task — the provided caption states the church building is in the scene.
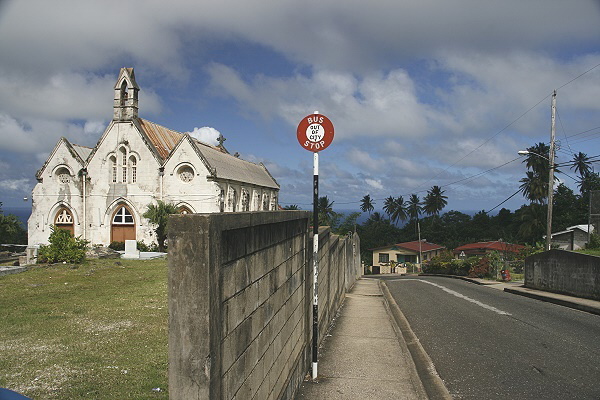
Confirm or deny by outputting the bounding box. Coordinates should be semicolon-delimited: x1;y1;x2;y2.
28;68;280;246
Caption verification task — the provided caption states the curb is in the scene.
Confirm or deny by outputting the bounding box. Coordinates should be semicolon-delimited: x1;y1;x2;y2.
380;280;452;400
503;287;600;316
0;266;28;277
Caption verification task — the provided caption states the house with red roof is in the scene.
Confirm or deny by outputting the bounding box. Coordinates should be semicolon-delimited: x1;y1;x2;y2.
453;241;525;259
370;240;445;274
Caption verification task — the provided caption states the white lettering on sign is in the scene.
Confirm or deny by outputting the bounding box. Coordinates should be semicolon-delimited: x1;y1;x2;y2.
306;123;325;142
304;140;326;150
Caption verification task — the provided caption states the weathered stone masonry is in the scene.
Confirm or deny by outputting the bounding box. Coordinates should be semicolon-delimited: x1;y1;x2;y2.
167;211;361;400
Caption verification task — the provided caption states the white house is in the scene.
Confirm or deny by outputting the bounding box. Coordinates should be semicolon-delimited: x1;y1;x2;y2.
28;67;279;247
550;224;594;250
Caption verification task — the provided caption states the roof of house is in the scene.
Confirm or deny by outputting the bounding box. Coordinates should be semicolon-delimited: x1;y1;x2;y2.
371;240;445;253
453;241;525;254
138;118;279;189
550;224;594;238
71;144;93;162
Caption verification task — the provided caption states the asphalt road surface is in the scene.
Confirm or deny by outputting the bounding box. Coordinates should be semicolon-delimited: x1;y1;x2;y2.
382;275;600;399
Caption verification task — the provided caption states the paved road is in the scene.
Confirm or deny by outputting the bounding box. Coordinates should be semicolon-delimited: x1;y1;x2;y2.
382;275;600;399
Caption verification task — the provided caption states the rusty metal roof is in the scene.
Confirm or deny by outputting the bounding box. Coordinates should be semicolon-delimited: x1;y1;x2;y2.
138;118;278;189
138;119;183;160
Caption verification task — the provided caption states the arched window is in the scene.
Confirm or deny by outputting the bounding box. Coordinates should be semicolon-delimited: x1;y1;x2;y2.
178;206;192;214
109;156;117;183
228;188;237;212
55;167;71;184
219;189;225;212
129;156;137;183
54;207;74;236
111;205;136;243
120;147;127;183
177;165;194;183
241;189;250;212
113;206;134;224
120;81;128;106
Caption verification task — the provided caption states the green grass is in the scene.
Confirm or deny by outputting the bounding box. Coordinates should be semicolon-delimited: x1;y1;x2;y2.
0;258;168;399
575;248;600;256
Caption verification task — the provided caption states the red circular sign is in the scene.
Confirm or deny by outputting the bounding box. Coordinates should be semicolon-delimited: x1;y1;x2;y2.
297;113;334;152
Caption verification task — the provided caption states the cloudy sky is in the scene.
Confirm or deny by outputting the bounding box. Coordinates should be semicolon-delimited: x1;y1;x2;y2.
1;1;600;214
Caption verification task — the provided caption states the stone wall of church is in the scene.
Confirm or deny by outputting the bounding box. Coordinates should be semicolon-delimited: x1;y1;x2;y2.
28;143;85;245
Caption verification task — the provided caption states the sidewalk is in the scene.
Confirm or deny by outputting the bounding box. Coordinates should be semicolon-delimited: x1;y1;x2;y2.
294;278;430;400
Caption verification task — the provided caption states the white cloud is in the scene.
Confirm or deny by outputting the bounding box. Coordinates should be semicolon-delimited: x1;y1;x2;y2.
187;127;221;146
0;178;30;191
365;178;384;190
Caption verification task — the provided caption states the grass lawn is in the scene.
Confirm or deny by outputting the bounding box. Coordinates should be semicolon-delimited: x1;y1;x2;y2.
0;257;168;399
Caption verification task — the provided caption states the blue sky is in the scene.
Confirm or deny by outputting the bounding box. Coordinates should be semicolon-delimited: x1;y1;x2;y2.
1;0;600;215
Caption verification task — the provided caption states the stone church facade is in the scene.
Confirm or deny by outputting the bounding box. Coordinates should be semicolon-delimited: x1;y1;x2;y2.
28;68;279;246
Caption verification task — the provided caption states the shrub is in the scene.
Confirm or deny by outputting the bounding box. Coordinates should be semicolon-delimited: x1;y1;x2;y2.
109;241;125;251
468;256;491;278
38;226;89;264
137;240;158;252
587;233;600;249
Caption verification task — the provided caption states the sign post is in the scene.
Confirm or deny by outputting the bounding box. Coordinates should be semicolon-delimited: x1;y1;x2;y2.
296;111;334;380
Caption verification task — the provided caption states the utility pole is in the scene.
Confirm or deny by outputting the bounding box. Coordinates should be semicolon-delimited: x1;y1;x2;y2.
546;90;557;251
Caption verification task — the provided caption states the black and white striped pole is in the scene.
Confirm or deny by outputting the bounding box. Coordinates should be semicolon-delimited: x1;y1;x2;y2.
296;111;334;380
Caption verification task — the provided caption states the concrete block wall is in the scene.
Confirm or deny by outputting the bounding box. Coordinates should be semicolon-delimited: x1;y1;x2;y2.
525;249;600;300
168;211;361;400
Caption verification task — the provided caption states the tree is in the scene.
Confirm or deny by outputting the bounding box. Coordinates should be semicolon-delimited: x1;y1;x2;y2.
383;196;395;220
390;196;408;225
317;196;337;227
0;202;27;245
520;142;560;204
360;194;375;215
423;186;448;217
143;200;179;252
283;204;300;210
518;204;546;245
519;171;547;204
571;152;592;179
407;194;423;232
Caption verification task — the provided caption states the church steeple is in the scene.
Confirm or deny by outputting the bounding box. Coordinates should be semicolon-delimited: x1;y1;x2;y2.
113;67;140;121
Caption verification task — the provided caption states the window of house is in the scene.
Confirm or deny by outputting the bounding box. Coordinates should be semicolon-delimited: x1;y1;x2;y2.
178;165;194;183
379;253;389;263
130;156;137;183
55;167;71;184
178;206;192;214
110;156;117;183
113;206;134;224
55;208;73;224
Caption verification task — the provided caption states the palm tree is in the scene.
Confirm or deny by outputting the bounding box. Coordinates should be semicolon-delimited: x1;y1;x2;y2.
520;142;560;204
360;194;375;215
423;186;448;217
518;203;546;245
283;204;300;210
383;196;395;220
390;196;408;225
571;151;592;179
143;200;179;252
519;171;547;204
317;196;335;225
407;194;422;232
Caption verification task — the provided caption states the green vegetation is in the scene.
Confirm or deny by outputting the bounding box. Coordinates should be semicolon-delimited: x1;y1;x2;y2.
38;226;89;264
0;202;27;245
0;257;168;399
143;200;179;252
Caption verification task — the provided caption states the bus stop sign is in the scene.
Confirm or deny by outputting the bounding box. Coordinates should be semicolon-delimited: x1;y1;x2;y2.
297;113;334;152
